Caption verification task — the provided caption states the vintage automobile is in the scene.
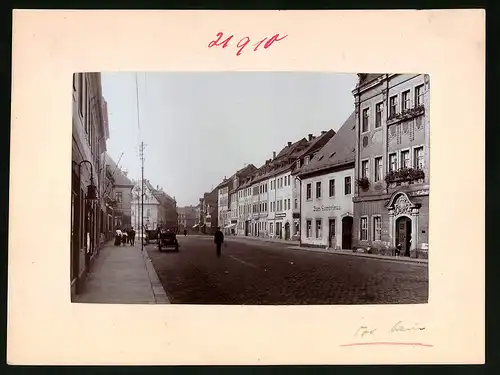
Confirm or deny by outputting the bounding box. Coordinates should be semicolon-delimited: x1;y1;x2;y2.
158;227;179;252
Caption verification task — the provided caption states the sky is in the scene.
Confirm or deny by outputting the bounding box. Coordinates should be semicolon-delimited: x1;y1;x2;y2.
101;72;358;207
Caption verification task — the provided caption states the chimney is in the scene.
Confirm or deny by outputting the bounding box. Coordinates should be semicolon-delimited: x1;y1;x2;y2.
308;134;313;141
321;131;326;135
273;151;276;159
288;141;292;147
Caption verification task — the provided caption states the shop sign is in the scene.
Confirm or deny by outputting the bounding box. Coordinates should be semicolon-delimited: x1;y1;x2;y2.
275;213;286;219
313;205;341;212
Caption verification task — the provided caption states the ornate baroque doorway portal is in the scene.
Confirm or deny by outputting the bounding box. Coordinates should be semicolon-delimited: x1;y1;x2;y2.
387;192;421;251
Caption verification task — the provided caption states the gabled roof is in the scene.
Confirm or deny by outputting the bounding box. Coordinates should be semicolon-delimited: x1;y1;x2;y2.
276;138;307;158
217;164;258;190
105;153;133;186
356;73;384;88
297;111;356;177
143;180;176;206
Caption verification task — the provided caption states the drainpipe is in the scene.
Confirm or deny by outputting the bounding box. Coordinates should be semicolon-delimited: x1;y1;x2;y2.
296;175;302;247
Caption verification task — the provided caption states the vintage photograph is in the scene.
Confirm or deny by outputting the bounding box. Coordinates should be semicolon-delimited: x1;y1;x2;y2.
70;72;430;305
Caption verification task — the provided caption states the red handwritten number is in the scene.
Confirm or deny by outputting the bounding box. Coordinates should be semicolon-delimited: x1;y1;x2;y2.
236;37;250;56
208;32;233;48
208;32;288;56
263;34;288;49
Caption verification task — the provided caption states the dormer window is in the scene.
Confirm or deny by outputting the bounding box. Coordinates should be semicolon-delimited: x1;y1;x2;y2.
304;156;310;165
296;160;301;169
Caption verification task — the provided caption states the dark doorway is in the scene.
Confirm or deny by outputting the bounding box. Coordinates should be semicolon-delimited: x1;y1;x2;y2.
328;219;336;248
396;216;412;256
342;216;353;250
245;221;249;236
284;222;290;240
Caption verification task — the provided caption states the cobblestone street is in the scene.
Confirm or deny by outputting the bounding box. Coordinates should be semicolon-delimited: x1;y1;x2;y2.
146;235;428;305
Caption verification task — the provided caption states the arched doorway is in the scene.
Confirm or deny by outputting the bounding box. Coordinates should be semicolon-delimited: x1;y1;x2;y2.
386;191;421;253
396;216;412;257
342;216;353;249
284;222;290;240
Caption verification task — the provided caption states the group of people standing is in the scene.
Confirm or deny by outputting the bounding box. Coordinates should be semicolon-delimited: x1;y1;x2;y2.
114;227;136;247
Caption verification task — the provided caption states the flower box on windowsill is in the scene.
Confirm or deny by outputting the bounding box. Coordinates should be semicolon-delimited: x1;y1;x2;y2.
385;168;425;186
387;105;425;124
356;177;370;191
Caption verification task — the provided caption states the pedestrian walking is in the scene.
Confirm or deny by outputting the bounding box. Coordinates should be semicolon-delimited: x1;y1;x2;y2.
114;228;122;246
214;226;224;257
184;229;187;236
121;230;128;246
130;227;136;246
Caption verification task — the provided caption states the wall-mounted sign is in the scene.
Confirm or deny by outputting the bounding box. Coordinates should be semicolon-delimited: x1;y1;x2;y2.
275;213;286;219
409;190;429;197
313;205;341;212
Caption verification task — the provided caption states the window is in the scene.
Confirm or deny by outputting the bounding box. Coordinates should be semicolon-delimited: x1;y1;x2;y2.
402;90;411;111
361;160;369;179
401;150;410;168
360;217;368;241
375;102;383;127
296;160;301;169
294;199;298;209
389;153;398;172
414;147;424;169
305;156;310;165
306;220;312;238
362;108;370;132
389;95;398;116
270;223;274;234
288;176;291;185
316;219;322;238
374;157;382;182
116;192;122;202
287;199;291;210
415;84;424;106
344;177;351;195
316;181;322;198
306;183;312;200
329;179;335;197
146;208;151;217
373;216;382;241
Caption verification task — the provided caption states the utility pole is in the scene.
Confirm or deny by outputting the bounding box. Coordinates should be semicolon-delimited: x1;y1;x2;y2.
139;142;145;252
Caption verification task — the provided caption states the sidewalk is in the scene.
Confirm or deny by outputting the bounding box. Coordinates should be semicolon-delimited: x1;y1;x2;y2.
74;242;170;304
286;246;428;265
226;235;300;246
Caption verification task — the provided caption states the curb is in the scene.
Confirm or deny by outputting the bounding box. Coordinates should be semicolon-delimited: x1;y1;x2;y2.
142;250;171;304
227;237;300;247
286;246;428;265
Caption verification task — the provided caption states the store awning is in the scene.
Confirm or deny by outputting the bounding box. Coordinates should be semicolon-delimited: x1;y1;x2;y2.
192;224;199;229
224;223;236;229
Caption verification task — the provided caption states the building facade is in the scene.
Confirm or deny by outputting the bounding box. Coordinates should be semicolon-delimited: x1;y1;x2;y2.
177;205;197;232
290;131;336;240
105;154;134;231
296;113;356;248
71;72;108;297
352;73;430;257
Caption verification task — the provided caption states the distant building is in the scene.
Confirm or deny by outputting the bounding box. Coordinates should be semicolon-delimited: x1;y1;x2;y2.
217;164;257;235
295;112;355;249
200;188;218;235
104;154;134;230
177;205;197;232
131;180;177;234
352;73;430;257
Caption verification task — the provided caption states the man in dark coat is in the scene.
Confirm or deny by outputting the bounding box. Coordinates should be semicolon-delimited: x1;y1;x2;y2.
129;227;136;246
214;227;224;257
